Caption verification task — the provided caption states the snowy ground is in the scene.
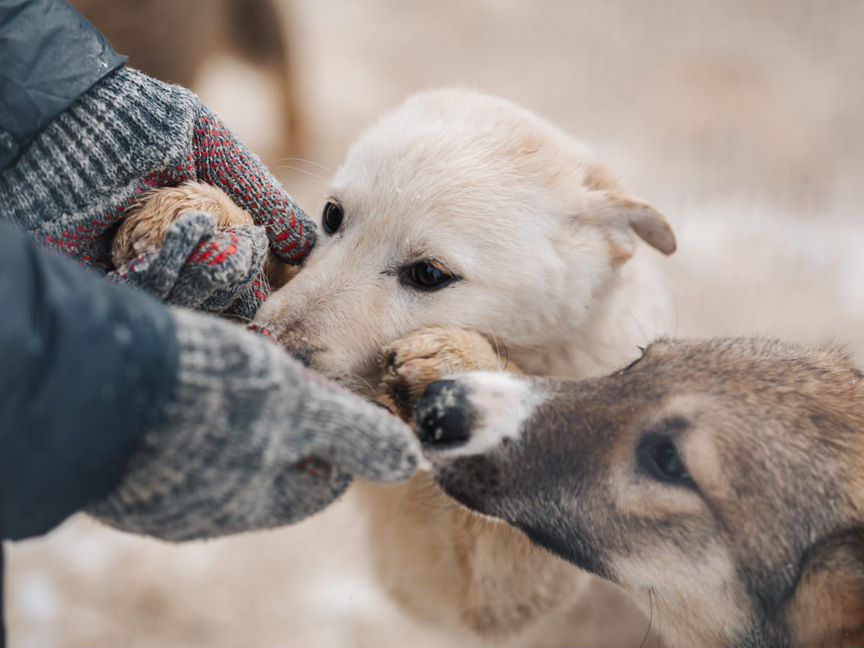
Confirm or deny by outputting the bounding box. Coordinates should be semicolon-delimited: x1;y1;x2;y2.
8;1;864;645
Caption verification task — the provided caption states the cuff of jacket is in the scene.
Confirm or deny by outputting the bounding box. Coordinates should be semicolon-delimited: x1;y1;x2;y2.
0;0;127;159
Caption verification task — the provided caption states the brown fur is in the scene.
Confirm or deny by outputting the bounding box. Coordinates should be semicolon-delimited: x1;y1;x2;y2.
111;182;254;268
426;337;864;647
376;326;515;421
787;529;864;647
607;239;634;268
111;181;300;289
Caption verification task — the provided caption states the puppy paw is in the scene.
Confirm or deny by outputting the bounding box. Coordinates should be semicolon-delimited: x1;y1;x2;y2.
112;181;254;268
378;325;507;421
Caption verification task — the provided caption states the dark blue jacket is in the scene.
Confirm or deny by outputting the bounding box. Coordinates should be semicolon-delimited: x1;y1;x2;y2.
0;223;178;540
0;220;180;648
0;0;175;540
0;6;181;646
0;222;180;646
0;0;126;170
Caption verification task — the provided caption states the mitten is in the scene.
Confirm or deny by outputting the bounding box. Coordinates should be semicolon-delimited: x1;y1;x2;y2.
89;308;422;541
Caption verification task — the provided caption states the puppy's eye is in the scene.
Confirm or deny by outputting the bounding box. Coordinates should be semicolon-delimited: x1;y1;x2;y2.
402;260;456;292
637;433;695;489
322;201;344;234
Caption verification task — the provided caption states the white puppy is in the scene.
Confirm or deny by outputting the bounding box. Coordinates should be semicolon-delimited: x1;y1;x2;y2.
255;89;677;645
256;89;674;382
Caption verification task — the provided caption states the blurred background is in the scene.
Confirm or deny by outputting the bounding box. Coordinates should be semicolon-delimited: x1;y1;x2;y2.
8;0;864;645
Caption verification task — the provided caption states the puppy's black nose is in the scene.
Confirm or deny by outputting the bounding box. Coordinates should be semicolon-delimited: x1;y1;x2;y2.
416;380;474;447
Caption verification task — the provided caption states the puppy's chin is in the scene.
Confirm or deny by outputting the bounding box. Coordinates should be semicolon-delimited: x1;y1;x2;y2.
434;453;497;499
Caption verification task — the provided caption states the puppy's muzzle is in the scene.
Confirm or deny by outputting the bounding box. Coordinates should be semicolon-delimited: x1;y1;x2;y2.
416;379;474;447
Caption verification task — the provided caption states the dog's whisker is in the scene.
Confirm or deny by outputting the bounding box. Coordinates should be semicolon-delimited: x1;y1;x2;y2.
273;157;332;173
489;331;503;371
488;330;512;372
638;588;655;648
271;178;323;188
274;164;329;183
332;371;379;398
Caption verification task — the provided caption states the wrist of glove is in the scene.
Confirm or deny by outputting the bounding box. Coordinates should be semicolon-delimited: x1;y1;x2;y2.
89;309;421;541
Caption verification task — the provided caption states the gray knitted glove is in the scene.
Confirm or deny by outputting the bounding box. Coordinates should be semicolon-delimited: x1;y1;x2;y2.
89;309;421;541
109;212;269;320
0;66;315;312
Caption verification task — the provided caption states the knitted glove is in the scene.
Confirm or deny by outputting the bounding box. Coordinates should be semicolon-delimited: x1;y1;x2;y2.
0;66;315;309
109;212;270;320
89;309;421;541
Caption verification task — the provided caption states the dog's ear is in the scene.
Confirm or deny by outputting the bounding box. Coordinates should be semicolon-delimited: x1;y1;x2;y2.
786;528;864;647
586;191;676;266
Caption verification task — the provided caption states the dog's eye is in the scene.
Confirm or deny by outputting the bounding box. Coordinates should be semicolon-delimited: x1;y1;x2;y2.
402;260;456;292
637;433;695;489
322;201;344;234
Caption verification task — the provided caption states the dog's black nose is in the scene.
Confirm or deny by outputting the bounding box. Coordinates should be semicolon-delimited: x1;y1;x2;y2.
416;380;474;447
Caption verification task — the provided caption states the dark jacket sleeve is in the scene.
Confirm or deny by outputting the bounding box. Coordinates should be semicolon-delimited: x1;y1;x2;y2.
0;0;126;170
0;223;178;540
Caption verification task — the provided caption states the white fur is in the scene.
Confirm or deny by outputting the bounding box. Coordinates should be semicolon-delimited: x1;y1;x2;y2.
425;372;546;459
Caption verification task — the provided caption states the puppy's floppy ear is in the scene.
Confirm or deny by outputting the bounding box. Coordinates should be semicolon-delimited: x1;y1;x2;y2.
786;528;864;647
587;191;676;266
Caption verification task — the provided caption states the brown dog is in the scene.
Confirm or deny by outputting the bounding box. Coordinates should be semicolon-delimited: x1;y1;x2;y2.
411;336;864;647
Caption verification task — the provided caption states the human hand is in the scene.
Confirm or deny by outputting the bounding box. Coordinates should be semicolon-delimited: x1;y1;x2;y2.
0;67;316;309
90;308;421;540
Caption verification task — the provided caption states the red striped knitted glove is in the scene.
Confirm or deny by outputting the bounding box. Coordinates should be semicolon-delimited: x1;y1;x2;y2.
1;67;316;275
192;107;313;263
